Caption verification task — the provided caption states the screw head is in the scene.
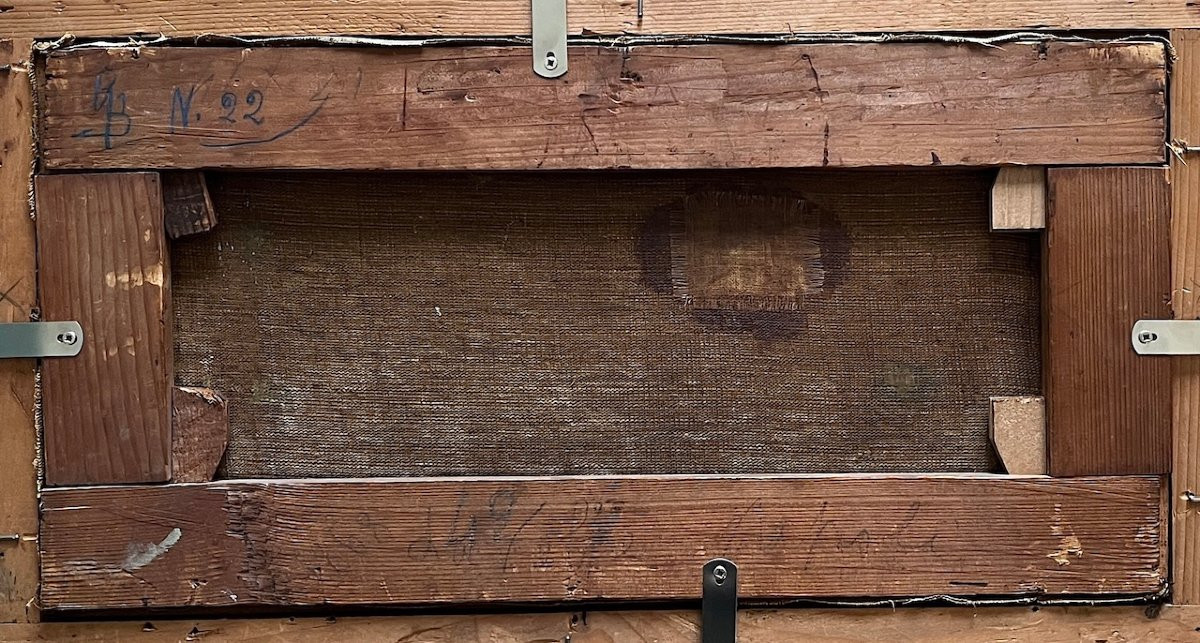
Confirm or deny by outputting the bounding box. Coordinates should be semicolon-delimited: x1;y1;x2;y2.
1138;330;1158;344
712;564;728;585
56;331;78;346
544;52;558;70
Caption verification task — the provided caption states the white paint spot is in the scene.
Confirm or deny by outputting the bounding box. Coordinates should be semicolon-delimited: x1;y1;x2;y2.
103;264;165;290
434;306;442;317
121;527;181;571
1047;502;1083;565
1048;534;1083;566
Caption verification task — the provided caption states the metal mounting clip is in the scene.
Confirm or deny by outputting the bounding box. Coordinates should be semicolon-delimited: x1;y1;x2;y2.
0;322;84;359
532;0;567;78
702;558;737;643
1132;320;1200;355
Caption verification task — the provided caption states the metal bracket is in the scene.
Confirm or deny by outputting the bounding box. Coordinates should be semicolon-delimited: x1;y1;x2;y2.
0;322;84;359
702;558;737;643
531;0;567;78
1132;320;1200;355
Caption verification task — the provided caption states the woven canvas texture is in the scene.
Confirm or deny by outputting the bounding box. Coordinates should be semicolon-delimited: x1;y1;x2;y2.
173;169;1040;477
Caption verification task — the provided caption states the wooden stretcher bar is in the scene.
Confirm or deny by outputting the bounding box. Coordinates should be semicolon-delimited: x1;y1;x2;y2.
38;42;1167;170
39;475;1166;610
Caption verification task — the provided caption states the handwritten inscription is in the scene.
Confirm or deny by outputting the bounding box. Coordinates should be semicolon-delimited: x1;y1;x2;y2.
169;85;199;133
220;90;265;125
73;74;273;150
71;72;131;150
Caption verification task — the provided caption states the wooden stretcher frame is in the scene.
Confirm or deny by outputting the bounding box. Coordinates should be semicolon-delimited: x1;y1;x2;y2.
0;6;1198;639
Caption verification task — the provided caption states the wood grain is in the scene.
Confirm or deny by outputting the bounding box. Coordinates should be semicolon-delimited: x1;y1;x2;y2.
989;396;1046;475
40;43;1166;171
2;606;1199;642
0;38;39;624
171;387;227;483
1171;29;1200;605
35;173;172;485
40;475;1165;611
2;0;1200;37
991;167;1046;231
1045;167;1172;476
161;172;216;239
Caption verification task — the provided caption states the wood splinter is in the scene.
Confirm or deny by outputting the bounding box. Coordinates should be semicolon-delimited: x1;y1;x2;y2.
171;386;228;483
162;171;217;239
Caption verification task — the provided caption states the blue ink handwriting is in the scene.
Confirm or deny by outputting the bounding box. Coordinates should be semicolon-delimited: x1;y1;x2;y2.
71;72;131;150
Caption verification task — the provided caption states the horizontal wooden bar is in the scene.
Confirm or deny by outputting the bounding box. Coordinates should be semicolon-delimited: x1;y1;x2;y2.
3;606;1200;642
3;0;1200;38
40;43;1166;171
40;475;1166;611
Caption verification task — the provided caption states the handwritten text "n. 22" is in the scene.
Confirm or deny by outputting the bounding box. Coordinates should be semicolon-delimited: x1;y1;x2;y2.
72;73;267;150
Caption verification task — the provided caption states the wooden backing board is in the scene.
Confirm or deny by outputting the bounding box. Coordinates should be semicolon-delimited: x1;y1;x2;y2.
3;0;1200;37
1171;29;1200;606
39;43;1166;171
40;475;1165;610
0;38;39;624
2;606;1200;642
34;172;172;485
1044;167;1172;476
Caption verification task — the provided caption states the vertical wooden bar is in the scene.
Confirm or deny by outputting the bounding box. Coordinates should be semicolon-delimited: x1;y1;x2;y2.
1045;167;1171;476
0;38;39;623
1171;28;1200;605
35;172;172;485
